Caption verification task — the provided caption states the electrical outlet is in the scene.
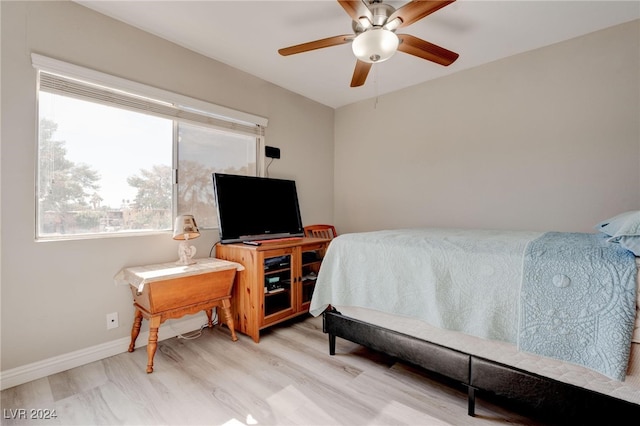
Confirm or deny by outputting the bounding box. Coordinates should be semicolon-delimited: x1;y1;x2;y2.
106;312;119;330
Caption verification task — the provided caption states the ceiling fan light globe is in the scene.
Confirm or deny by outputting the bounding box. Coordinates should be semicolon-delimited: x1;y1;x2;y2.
352;28;399;64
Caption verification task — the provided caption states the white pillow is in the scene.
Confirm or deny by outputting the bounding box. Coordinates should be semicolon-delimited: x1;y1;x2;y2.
597;211;640;256
596;210;640;237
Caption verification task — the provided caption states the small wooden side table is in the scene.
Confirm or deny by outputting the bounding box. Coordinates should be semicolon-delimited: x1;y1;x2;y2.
115;257;244;373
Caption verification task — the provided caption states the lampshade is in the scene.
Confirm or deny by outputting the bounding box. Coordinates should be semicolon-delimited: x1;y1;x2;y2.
173;215;200;240
352;28;399;64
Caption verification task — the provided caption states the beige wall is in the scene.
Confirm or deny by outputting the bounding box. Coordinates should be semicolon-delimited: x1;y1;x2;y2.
2;1;639;378
334;20;640;234
0;1;334;371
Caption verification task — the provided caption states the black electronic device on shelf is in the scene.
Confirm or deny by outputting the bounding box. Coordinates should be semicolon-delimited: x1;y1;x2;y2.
302;251;320;264
213;173;304;244
264;255;291;271
265;275;289;293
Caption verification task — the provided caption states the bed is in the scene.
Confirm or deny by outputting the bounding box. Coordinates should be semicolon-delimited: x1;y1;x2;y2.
309;211;640;419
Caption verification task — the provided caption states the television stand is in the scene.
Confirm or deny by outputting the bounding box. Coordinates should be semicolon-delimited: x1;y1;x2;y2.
216;237;330;342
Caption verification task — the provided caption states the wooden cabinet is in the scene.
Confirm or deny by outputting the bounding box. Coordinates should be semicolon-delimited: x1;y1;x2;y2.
216;237;329;342
115;258;243;372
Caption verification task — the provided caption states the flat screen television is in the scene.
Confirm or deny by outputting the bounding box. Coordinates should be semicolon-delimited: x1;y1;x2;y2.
212;173;304;244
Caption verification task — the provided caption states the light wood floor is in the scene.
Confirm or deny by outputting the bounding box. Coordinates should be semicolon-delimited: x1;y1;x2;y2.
2;315;549;425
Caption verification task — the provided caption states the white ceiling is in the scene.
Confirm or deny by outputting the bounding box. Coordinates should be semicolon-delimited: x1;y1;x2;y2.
75;1;639;109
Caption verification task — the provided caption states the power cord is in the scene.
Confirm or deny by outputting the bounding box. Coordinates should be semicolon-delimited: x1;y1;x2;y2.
174;309;219;340
176;323;209;340
209;239;221;257
265;157;274;177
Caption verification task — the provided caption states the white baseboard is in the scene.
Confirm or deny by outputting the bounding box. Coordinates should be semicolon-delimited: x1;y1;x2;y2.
0;315;208;390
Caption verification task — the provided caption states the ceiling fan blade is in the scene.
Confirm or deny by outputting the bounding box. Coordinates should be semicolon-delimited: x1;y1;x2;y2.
338;0;373;24
397;34;459;66
351;60;372;87
387;0;456;30
278;35;353;56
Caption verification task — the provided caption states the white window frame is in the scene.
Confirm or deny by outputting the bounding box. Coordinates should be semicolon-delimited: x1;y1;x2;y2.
32;54;268;240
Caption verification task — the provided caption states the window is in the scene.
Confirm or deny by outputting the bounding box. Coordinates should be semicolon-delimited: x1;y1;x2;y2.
177;123;257;229
38;92;174;235
33;54;267;240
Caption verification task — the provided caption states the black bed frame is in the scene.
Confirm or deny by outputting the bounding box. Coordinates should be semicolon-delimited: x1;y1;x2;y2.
322;308;640;422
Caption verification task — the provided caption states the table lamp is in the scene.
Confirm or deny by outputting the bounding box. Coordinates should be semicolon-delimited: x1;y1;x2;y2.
173;214;200;265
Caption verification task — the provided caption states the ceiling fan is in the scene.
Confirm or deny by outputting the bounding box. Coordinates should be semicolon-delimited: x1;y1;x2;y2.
278;0;459;88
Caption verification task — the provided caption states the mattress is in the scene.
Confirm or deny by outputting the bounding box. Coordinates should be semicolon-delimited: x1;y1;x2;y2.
311;228;638;381
334;256;639;405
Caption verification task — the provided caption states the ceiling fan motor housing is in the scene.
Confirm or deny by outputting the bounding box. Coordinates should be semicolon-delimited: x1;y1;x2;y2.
352;1;396;33
369;2;395;27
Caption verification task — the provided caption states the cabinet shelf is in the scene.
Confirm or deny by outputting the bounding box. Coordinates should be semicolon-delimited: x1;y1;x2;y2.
265;288;288;295
264;268;289;275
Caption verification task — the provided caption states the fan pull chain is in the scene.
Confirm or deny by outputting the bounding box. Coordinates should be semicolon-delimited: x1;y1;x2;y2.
373;65;379;109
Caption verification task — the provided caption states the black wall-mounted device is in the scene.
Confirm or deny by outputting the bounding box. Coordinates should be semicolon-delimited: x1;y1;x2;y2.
265;146;281;159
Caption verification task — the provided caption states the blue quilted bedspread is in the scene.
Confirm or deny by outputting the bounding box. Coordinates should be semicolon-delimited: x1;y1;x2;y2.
519;232;637;380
